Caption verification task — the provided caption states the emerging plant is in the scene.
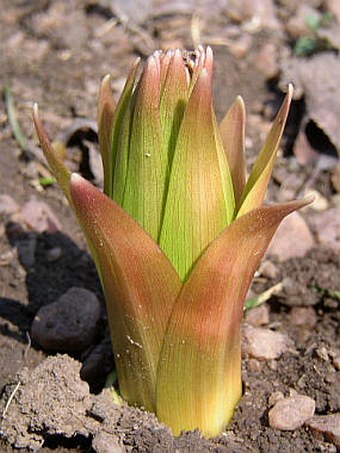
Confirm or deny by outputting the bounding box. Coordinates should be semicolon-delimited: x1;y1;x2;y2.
33;47;311;437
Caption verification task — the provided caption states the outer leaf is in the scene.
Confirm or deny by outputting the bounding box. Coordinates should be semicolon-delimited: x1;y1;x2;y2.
237;85;293;217
159;67;234;281
33;105;71;201
219;96;246;209
122;56;169;241
157;198;312;437
69;174;182;411
97;74;115;196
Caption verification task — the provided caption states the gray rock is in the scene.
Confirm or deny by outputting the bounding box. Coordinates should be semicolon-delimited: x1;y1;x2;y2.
31;287;101;352
269;394;316;430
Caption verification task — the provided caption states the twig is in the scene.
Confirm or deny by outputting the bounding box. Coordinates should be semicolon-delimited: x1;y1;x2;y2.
245;282;283;311
4;84;29;153
2;382;20;419
23;331;32;363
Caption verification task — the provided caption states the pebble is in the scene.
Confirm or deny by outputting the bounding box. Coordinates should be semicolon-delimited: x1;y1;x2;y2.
331;164;340;193
31;287;101;353
255;43;279;79
92;431;125;453
245;303;270;327
268;391;284;407
15;199;62;233
242;325;293;360
268;394;316;430
290;307;317;328
46;247;62;262
226;0;280;30
308;208;340;253
305;414;340;448
0;194;20;215
17;234;37;269
267;211;314;261
286;4;321;38
259;260;280;279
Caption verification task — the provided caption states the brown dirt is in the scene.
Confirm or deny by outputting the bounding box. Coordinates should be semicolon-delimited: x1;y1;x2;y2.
0;0;339;452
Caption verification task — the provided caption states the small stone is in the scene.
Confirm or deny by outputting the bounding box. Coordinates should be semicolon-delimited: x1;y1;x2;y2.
269;394;316;430
331;355;340;371
31;287;101;352
308;208;340;253
242;325;294;360
248;358;261;372
286;4;321;38
92;431;125;453
259;260;280;279
290;307;317;328
46;247;62;262
255;43;279;79
80;337;113;386
226;0;280;30
16;199;62;233
0;194;20;215
245;303;270;327
305;414;340;448
268;359;278;371
316;347;330;362
267;211;314;261
229;34;253;58
17;233;37;269
331;163;340;193
268;391;284;407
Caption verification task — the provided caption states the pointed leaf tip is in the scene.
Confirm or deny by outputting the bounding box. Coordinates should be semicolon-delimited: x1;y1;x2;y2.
237;85;294;217
219;95;246;208
33;105;71;201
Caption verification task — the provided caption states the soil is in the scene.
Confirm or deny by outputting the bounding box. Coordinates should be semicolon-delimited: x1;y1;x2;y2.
0;1;339;452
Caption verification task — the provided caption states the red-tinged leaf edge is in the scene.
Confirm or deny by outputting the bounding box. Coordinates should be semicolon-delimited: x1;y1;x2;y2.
98;74;115;196
219;96;247;209
69;173;182;411
157;197;312;437
237;85;294;217
33;104;71;201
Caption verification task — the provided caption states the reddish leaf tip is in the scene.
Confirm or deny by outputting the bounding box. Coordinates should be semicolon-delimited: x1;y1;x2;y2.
70;172;82;185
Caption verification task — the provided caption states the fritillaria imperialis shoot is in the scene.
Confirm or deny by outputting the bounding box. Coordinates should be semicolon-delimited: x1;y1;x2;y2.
33;47;311;437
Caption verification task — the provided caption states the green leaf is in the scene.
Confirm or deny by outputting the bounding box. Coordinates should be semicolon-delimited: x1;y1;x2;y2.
122;56;169;241
157;198;312;437
160;49;189;171
159;67;235;281
237;85;293;218
109;59;140;201
70;174;182;411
